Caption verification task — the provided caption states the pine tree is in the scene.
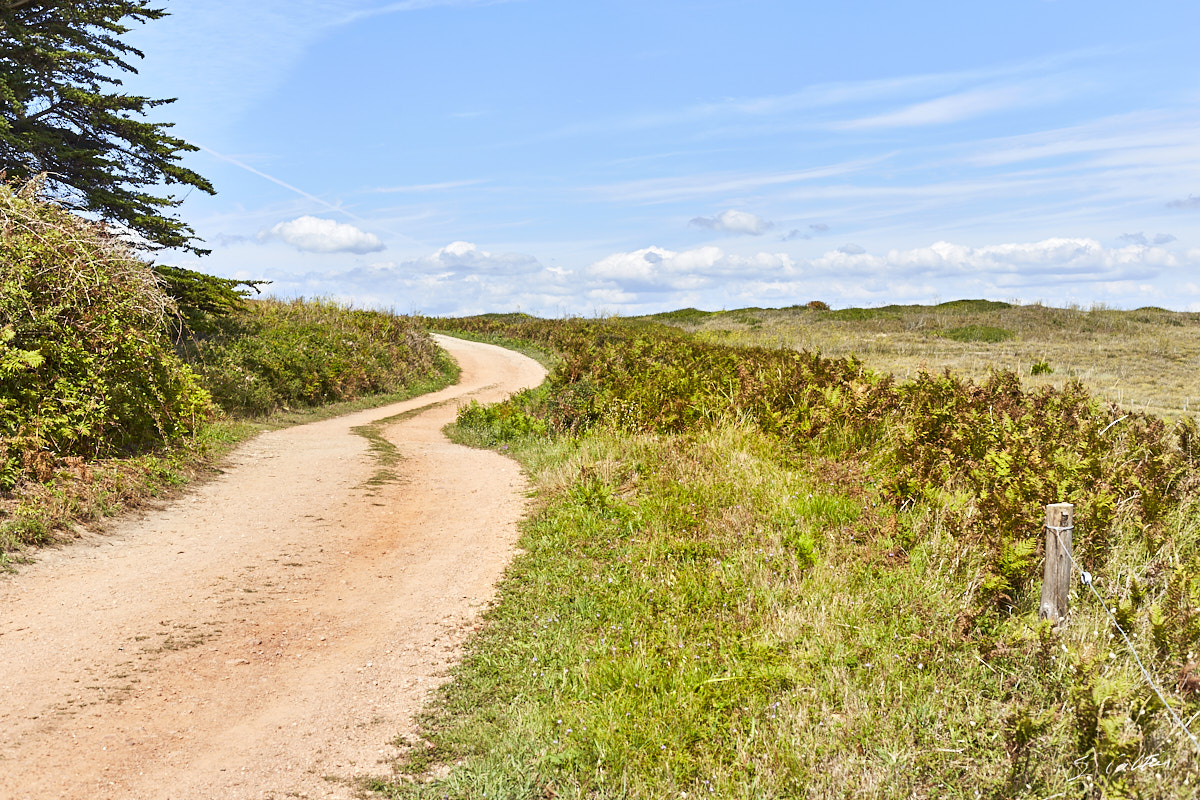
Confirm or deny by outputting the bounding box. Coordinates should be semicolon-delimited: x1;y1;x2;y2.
0;1;214;253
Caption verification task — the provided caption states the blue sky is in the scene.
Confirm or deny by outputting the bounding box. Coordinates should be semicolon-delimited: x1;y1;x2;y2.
125;0;1200;315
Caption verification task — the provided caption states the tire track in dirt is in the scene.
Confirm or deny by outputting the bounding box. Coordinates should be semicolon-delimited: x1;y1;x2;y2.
0;336;544;799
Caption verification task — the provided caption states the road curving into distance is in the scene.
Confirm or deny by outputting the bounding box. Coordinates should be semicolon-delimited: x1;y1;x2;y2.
0;335;545;800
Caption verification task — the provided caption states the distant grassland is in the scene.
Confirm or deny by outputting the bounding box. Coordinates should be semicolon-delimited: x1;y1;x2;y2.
642;301;1200;419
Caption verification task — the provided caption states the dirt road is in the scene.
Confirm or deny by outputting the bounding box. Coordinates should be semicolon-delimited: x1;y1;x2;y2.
0;336;545;799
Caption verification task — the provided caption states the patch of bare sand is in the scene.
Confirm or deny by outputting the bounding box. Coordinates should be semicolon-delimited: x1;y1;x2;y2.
0;336;545;799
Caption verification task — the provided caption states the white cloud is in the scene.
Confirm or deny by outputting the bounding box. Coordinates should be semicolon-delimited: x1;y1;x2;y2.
1168;195;1200;210
427;241;542;273
575;237;1197;314
191;232;1200;318
809;238;1183;288
243;241;556;315
588;246;795;291
689;210;773;236
259;216;386;254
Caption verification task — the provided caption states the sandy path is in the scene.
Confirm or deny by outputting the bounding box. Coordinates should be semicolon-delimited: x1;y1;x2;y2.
0;336;545;800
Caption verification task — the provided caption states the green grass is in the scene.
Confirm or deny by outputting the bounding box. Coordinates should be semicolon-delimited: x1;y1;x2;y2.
0;420;247;556
376;420;1200;797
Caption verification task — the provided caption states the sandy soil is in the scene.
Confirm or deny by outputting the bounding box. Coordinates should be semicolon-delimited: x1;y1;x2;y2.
0;336;545;800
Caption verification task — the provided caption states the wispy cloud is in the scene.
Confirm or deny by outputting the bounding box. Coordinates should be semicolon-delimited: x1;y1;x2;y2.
525;50;1108;144
1168;195;1200;210
689;210;773;236
363;179;490;194
837;84;1052;129
586;157;887;204
339;0;519;24
198;144;365;222
963;110;1200;167
781;223;830;242
123;2;356;132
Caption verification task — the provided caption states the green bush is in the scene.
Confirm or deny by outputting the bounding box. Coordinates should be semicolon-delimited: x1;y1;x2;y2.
183;298;450;416
456;387;549;445
0;181;211;488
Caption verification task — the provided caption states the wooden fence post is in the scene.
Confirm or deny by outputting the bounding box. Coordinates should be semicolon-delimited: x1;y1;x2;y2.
1039;503;1075;624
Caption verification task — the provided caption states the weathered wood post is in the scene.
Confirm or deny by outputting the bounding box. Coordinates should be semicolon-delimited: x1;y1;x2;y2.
1038;503;1075;624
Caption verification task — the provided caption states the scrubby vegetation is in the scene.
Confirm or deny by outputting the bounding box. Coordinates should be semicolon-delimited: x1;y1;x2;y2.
0;181;211;490
645;300;1200;419
1;183;456;555
377;313;1200;798
182;298;450;417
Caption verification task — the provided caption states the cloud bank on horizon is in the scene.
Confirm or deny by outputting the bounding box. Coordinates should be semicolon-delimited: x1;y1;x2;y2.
127;0;1200;315
225;235;1200;318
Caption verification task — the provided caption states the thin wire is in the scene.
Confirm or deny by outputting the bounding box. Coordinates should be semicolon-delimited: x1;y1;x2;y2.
1048;524;1200;755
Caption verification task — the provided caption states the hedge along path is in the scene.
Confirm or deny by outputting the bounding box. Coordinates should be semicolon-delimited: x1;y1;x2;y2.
0;336;545;800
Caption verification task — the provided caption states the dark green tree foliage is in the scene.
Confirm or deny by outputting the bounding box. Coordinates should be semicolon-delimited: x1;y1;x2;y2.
0;1;214;253
0;181;210;489
152;264;268;337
